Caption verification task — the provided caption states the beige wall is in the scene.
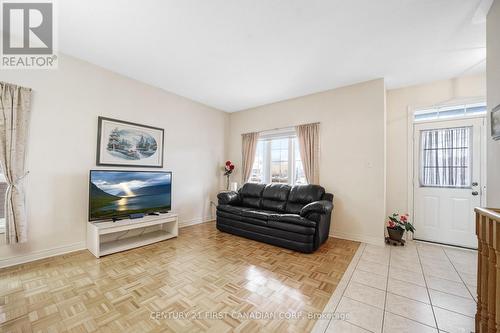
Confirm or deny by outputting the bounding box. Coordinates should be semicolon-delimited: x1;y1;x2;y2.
228;79;387;245
0;54;228;266
386;74;486;215
487;0;500;206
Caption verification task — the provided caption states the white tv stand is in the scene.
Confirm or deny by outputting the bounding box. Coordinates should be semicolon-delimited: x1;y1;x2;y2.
86;213;178;258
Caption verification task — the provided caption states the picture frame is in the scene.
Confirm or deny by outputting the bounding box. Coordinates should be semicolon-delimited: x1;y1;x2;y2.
97;116;164;168
492;104;500;141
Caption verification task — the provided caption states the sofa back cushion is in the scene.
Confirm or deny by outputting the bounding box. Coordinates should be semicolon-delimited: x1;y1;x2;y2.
239;183;266;208
261;184;291;212
285;184;325;214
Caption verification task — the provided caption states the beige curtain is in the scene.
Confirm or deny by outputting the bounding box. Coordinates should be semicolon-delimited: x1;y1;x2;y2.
241;132;259;183
0;82;32;244
296;123;320;184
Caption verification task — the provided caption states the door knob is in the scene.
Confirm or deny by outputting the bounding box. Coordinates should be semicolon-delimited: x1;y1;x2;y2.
472;191;479;196
472;182;478;187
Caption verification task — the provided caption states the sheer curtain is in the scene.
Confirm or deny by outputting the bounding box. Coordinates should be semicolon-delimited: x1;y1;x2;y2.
420;127;471;187
241;132;259;184
0;82;32;244
295;123;320;185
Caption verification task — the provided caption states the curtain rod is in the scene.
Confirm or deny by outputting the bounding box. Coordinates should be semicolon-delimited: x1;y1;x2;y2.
242;122;320;136
0;81;32;91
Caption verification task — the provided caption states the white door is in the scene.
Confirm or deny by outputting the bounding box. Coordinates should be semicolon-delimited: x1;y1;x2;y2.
413;117;485;248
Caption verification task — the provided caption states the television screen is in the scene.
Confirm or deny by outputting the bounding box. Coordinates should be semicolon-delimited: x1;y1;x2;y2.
89;170;171;221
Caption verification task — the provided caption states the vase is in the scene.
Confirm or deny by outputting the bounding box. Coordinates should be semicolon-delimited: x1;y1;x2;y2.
387;227;404;242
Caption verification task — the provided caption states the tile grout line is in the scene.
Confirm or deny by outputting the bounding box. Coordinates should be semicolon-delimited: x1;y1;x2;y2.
441;248;478;302
324;293;441;332
415;244;439;330
316;242;367;333
380;243;392;333
328;243;369;332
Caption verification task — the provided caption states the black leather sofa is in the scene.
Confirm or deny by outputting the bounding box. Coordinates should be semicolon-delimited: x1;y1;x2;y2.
216;183;334;253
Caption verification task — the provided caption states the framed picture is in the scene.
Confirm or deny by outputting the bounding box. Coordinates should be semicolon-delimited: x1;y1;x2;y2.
97;117;164;167
492;105;500;141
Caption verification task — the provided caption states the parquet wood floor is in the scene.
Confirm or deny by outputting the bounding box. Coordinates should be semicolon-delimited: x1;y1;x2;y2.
0;222;359;333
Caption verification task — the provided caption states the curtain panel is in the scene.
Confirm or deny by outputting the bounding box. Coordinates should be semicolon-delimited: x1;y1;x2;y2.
0;82;32;244
296;123;320;185
241;132;259;183
420;126;471;187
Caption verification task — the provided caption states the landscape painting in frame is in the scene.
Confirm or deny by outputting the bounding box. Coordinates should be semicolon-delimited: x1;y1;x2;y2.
97;117;164;167
492;105;500;141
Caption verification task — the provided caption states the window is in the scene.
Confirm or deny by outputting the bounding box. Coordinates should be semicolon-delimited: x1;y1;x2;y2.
250;140;265;183
270;138;289;183
414;102;486;122
419;126;471;188
249;133;306;185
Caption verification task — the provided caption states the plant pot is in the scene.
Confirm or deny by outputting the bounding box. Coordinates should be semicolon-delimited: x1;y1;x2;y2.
387;227;404;241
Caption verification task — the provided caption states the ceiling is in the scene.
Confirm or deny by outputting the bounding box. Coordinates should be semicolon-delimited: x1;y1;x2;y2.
58;0;488;112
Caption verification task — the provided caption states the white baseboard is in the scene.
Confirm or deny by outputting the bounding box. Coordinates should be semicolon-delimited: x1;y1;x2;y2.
0;241;86;269
330;230;384;246
179;216;214;228
0;217;214;269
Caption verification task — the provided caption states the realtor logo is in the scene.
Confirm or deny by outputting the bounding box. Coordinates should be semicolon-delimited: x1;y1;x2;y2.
1;0;57;69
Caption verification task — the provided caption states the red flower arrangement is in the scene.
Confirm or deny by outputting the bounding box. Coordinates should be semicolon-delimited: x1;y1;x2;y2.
224;160;235;175
387;213;415;233
386;213;415;244
223;160;235;190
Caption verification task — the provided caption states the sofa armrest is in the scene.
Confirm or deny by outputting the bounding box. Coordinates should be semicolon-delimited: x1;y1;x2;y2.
217;191;240;205
300;200;333;218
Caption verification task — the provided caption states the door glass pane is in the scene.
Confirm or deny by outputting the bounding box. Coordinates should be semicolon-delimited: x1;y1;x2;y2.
419;126;471;188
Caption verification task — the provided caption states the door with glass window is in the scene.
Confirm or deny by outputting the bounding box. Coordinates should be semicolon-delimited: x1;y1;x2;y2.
413;117;484;248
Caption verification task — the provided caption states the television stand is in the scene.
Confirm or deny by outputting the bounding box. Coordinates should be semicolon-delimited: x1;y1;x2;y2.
86;213;178;258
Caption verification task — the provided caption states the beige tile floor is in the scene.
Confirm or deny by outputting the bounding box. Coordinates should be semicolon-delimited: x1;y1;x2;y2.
314;240;477;333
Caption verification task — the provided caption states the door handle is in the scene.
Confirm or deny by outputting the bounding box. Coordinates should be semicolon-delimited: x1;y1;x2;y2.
472;191;479;196
472;182;478;187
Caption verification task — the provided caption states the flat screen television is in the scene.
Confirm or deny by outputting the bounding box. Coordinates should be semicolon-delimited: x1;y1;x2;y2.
89;170;172;221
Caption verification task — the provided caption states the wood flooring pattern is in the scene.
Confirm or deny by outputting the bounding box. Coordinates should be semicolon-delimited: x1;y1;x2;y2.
0;222;359;333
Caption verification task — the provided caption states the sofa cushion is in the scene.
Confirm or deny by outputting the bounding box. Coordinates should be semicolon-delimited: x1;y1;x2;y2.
241;209;275;221
240;216;268;227
261;183;291;212
217;217;314;243
239;183;266;208
217;205;251;216
269;213;316;227
216;210;242;221
268;220;316;235
285;184;325;214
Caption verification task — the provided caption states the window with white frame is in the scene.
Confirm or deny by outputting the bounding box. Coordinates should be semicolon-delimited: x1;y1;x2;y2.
249;129;307;185
414;102;486;122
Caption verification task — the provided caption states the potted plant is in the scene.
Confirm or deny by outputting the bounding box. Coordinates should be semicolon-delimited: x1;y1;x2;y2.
223;160;235;190
386;213;415;243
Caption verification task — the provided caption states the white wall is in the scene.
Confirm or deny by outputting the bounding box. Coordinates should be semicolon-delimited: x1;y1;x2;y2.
386;74;486;215
0;54;228;265
487;0;500;206
228;79;387;245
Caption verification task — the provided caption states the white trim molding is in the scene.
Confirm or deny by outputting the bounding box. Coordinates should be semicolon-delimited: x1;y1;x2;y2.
330;230;384;246
0;241;86;269
0;217;214;269
179;216;214;228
